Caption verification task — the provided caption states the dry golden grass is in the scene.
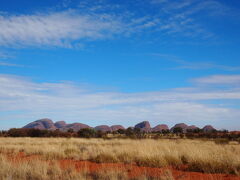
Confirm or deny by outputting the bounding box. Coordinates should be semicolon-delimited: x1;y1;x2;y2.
0;154;132;180
0;153;175;180
0;138;239;175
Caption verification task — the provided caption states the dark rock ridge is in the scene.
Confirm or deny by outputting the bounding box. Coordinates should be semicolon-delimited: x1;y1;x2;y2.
151;124;169;132
23;119;217;132
134;121;151;132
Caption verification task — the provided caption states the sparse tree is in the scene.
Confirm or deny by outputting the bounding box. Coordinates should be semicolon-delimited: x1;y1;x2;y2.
78;128;96;138
173;127;183;134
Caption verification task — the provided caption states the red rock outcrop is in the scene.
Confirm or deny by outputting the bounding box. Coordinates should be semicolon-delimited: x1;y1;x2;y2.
111;125;125;131
134;121;151;132
152;124;169;132
23;118;56;130
95;125;112;132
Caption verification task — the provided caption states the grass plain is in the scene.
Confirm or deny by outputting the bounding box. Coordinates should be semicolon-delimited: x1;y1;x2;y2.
0;138;239;179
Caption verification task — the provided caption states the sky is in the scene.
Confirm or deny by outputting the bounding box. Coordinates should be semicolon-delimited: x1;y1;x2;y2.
0;0;240;130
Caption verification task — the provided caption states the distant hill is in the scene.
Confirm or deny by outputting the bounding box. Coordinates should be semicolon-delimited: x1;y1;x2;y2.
62;123;91;132
110;125;125;131
23;118;217;132
187;125;199;131
23;118;56;130
134;121;151;132
202;125;216;132
94;125;112;132
54;121;66;129
170;123;189;132
152;124;169;132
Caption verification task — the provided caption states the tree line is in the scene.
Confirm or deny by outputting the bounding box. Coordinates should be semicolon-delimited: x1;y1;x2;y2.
0;127;239;142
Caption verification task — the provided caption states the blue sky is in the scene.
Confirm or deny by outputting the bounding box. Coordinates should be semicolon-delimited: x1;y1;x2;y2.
0;0;240;130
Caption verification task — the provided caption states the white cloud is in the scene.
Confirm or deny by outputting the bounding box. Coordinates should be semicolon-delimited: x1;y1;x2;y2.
0;74;240;130
0;11;124;48
193;75;240;85
0;0;231;48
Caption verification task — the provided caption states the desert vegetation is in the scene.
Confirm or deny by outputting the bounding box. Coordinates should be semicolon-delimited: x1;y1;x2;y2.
0;137;239;180
1;127;240;141
1;126;240;179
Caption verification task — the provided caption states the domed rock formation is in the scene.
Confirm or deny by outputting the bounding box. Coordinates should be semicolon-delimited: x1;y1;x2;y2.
22;119;219;133
152;124;169;132
54;121;67;129
95;125;112;132
23;118;56;130
134;121;151;132
111;125;125;131
171;123;188;133
63;123;91;132
187;125;199;130
202;125;216;132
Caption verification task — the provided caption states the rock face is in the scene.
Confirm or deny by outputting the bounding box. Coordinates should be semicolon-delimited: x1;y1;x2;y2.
54;121;67;129
152;124;169;132
23;119;90;131
134;121;151;132
63;123;91;132
111;125;125;131
170;123;188;132
187;125;199;130
202;125;215;132
23;119;219;133
95;125;112;132
23;118;56;130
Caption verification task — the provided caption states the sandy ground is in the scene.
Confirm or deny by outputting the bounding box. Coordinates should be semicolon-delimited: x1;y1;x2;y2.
7;152;240;180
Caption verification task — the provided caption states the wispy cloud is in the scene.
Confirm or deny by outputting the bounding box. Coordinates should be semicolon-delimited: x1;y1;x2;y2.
0;51;21;67
0;0;232;48
152;0;229;15
149;0;232;37
0;9;171;48
0;61;23;67
193;75;240;85
152;53;240;71
0;51;13;59
0;74;240;129
0;10;125;48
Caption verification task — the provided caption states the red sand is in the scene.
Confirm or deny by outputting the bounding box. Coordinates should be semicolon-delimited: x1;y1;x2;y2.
6;153;240;180
59;159;240;180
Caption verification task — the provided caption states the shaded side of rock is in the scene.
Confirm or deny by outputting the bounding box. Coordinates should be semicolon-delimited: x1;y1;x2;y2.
54;121;67;129
134;121;151;132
